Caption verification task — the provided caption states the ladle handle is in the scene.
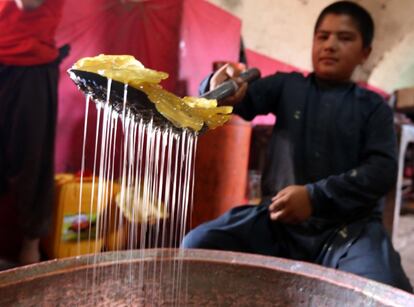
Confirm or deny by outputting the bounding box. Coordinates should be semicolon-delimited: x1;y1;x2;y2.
200;67;261;101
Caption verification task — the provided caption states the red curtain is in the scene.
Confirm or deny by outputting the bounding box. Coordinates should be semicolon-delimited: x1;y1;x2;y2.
178;0;241;96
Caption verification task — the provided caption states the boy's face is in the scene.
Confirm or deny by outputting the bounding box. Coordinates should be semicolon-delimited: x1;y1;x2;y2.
312;13;371;82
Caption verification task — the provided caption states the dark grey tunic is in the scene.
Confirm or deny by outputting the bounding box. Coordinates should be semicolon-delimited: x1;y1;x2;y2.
235;72;397;225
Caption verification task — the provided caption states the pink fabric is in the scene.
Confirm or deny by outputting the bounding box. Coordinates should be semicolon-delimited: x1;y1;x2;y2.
55;0;240;173
178;0;241;96
246;49;306;77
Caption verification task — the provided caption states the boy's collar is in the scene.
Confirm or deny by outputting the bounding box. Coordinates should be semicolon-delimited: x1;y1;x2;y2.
311;73;354;91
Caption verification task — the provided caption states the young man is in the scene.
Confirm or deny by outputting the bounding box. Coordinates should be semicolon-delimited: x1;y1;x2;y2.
182;1;413;292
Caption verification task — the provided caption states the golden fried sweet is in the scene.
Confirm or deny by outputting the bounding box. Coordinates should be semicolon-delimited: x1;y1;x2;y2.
72;54;233;132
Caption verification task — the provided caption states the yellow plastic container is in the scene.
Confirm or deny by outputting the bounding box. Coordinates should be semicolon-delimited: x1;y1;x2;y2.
43;174;119;259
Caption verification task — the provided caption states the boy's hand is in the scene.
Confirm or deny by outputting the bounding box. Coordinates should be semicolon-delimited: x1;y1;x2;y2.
268;185;312;224
209;63;248;106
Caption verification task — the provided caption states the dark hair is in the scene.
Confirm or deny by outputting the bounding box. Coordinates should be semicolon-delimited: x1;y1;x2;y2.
314;1;374;48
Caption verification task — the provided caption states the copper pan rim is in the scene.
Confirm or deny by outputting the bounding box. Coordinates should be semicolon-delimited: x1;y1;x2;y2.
0;248;412;305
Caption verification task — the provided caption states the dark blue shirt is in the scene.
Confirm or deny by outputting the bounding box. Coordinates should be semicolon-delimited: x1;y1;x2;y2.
202;72;397;225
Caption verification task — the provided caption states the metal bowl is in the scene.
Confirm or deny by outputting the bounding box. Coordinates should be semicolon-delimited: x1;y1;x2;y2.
0;248;412;306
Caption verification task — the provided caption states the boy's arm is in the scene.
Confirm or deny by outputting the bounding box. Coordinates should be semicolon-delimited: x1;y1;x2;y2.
306;101;397;219
233;73;284;120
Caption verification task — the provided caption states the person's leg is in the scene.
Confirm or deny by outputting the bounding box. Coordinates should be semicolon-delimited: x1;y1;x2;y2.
335;220;412;293
182;203;282;256
2;64;58;264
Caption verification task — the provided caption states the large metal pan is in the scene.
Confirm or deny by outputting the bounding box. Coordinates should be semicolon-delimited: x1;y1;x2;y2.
0;248;412;306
